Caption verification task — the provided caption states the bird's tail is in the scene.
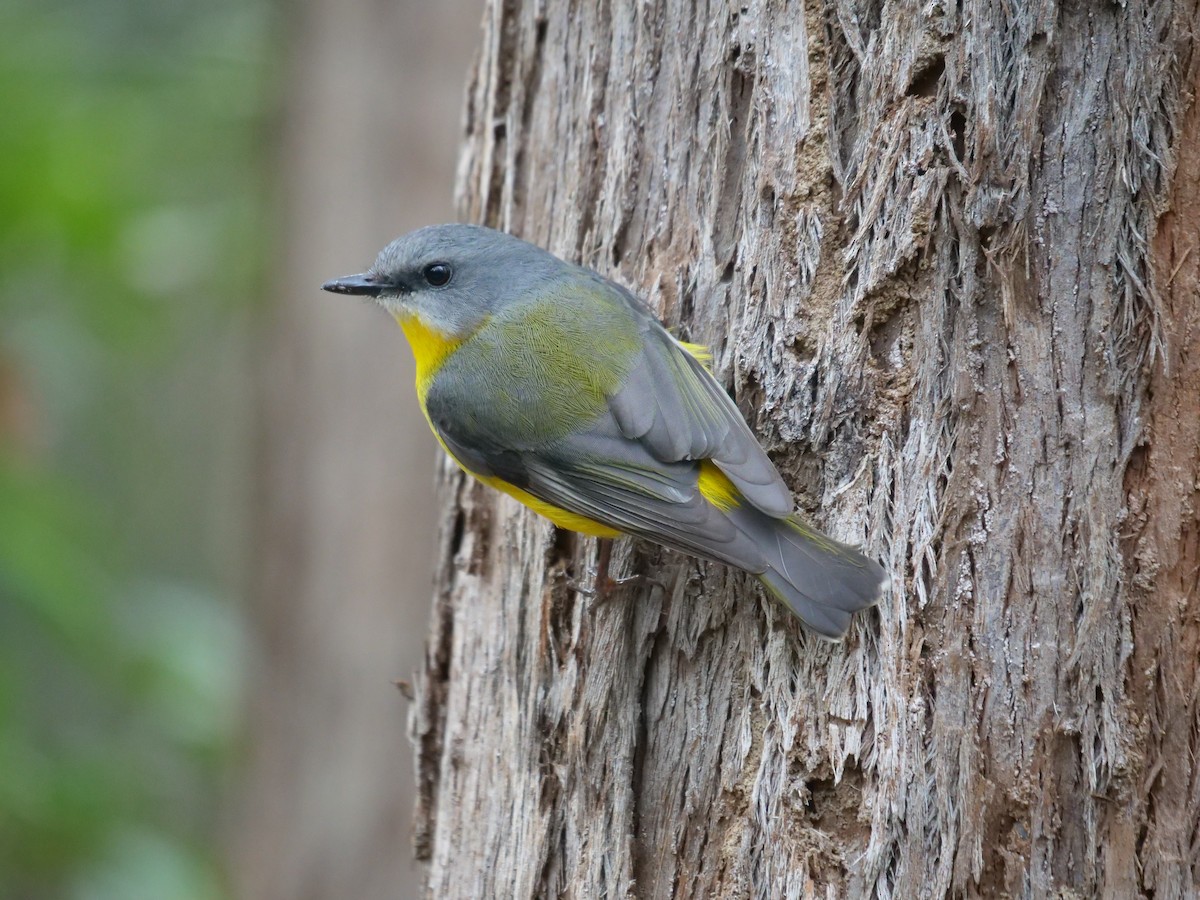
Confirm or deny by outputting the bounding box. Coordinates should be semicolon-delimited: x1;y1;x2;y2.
729;506;888;639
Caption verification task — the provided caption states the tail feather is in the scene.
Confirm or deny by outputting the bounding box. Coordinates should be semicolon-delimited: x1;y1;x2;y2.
731;508;887;639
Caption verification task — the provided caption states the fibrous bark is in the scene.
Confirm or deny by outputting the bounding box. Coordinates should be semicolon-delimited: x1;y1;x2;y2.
412;1;1200;896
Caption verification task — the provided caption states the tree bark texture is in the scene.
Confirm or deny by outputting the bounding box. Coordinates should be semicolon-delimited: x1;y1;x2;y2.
411;1;1200;896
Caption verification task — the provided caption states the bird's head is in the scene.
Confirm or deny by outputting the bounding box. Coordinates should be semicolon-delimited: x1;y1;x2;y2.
322;223;566;338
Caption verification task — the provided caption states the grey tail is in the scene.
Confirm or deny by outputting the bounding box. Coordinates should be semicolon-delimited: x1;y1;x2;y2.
730;507;888;639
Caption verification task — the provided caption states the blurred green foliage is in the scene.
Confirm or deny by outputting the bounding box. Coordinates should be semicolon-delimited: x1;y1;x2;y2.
0;0;274;896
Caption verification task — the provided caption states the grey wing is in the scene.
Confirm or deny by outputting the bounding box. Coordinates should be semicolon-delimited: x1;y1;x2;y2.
607;319;793;517
527;428;772;572
431;268;792;520
436;415;770;573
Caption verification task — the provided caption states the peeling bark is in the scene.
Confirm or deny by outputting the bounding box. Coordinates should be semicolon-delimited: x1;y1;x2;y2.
411;1;1200;896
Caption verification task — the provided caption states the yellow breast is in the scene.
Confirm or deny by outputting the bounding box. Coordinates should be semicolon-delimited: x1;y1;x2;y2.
392;311;622;540
479;476;621;538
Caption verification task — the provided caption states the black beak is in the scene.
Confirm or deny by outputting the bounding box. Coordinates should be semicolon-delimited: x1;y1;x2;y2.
321;272;387;296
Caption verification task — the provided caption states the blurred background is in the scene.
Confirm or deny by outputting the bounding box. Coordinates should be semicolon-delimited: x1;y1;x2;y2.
0;0;480;897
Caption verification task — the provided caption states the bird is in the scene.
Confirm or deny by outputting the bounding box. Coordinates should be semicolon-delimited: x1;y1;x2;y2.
323;224;886;638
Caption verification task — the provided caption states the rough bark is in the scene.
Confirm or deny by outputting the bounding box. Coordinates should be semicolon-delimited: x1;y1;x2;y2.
411;1;1200;897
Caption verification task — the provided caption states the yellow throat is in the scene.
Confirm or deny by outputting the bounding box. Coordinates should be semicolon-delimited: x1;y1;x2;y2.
393;312;463;398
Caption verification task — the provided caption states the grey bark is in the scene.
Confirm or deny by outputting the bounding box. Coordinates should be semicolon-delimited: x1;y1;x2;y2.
412;1;1200;897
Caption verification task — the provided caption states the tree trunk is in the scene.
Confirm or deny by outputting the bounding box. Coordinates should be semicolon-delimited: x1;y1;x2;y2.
411;1;1200;896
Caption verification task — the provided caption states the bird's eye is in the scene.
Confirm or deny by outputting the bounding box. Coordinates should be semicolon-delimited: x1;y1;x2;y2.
423;262;453;287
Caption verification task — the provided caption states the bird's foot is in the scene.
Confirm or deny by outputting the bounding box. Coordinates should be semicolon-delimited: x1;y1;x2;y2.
565;570;648;599
562;538;664;604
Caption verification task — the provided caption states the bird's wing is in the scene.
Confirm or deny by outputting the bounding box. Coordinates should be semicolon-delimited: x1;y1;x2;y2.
605;306;793;517
426;269;793;519
435;418;769;572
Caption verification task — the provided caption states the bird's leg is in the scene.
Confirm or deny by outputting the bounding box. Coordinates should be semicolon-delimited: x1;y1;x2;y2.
595;538;655;596
563;539;646;599
594;538;614;595
564;540;662;609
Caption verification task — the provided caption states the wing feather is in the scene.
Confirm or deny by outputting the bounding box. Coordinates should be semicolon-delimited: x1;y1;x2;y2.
522;447;770;571
428;269;795;524
608;353;656;439
607;324;793;517
436;409;768;571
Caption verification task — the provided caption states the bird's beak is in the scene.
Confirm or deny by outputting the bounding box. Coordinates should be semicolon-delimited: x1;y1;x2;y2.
321;272;387;296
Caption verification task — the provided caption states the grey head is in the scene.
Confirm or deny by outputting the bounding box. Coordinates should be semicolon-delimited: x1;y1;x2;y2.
322;224;570;337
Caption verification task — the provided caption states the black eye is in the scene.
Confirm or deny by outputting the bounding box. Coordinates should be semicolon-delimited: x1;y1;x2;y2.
423;262;453;287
